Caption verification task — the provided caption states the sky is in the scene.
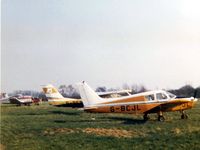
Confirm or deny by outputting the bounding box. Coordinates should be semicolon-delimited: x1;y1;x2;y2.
2;0;200;92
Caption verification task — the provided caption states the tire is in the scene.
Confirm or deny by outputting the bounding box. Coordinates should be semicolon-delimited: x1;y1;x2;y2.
143;114;150;121
158;116;165;122
181;114;188;119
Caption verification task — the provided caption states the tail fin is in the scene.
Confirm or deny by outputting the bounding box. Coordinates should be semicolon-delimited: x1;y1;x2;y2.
42;84;64;99
77;81;102;107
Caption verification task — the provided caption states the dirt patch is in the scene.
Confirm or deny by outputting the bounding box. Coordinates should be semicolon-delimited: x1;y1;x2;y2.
43;127;146;138
43;128;76;135
171;128;181;135
187;125;200;133
156;127;162;131
0;144;6;150
82;128;142;138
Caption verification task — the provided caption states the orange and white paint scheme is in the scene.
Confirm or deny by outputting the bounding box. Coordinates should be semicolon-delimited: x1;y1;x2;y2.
42;85;83;107
77;81;198;121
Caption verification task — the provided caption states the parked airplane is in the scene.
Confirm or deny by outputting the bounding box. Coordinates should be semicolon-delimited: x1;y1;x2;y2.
9;94;40;106
77;81;198;121
42;85;132;107
42;85;83;107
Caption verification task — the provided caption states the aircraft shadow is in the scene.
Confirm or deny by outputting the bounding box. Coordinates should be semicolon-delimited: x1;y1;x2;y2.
53;117;146;124
107;116;147;125
54;120;66;123
49;110;80;116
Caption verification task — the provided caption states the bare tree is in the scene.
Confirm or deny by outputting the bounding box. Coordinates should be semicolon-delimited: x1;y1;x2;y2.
131;84;147;94
58;84;80;98
96;86;107;92
122;83;130;90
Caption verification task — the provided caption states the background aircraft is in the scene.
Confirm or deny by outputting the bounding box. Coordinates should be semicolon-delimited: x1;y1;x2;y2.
42;85;83;107
77;81;198;121
9;94;40;106
42;84;132;107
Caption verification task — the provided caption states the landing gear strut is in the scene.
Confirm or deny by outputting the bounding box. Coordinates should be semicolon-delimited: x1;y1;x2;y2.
181;111;188;119
157;111;165;122
143;113;150;121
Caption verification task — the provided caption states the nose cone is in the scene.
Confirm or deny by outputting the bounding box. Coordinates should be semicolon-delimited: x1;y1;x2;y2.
192;98;198;108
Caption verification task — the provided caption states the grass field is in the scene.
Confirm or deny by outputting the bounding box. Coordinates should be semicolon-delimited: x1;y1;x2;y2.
1;101;200;150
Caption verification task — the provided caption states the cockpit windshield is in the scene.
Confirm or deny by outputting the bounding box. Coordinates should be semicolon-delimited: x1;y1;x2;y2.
166;92;176;99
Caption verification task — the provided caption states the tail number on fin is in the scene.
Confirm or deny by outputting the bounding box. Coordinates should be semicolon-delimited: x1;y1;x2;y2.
110;105;141;112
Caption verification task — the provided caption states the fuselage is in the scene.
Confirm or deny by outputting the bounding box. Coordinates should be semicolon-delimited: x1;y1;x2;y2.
84;90;197;114
9;95;33;104
48;97;83;107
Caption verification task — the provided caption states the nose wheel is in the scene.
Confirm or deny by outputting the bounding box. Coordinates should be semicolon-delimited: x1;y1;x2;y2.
157;111;165;122
143;113;150;121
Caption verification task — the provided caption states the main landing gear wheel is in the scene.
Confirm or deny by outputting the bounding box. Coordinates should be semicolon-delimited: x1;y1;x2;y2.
180;110;188;119
143;114;150;121
158;115;165;122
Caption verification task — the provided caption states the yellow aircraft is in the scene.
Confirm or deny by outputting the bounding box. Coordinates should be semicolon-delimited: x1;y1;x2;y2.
42;85;83;107
42;84;132;107
77;81;198;121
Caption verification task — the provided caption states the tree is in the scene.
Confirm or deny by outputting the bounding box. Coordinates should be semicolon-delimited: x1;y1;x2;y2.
168;84;195;98
195;87;200;98
122;83;130;90
96;86;107;92
131;84;147;94
59;84;80;98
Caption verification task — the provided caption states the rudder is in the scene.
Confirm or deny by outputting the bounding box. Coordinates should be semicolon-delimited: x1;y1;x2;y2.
77;81;102;107
42;84;64;99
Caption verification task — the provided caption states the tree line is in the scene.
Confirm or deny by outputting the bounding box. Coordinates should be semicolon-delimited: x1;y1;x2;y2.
9;84;200;100
50;84;200;99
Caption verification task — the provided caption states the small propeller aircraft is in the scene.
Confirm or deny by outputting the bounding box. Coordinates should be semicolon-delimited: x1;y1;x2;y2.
42;85;83;107
42;85;132;108
9;94;40;106
77;81;198;121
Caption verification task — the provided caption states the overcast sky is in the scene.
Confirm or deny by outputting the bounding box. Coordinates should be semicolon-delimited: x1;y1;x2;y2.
2;0;200;92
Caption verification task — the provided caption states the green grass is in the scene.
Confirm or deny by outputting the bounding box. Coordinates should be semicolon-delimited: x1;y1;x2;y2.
1;101;200;150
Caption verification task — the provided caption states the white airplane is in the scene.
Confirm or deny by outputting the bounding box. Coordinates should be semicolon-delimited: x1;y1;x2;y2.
9;94;40;106
77;81;198;121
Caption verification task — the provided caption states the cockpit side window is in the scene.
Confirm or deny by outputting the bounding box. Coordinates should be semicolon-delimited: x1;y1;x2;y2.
156;93;168;100
145;94;155;101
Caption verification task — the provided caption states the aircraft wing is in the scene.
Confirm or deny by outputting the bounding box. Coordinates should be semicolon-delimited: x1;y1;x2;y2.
97;90;131;98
